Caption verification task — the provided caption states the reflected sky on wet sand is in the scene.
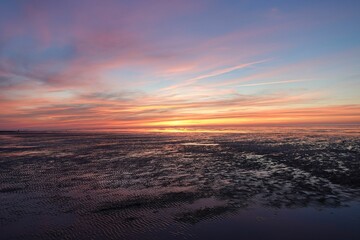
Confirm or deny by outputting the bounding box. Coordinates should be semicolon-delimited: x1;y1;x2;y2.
0;127;360;239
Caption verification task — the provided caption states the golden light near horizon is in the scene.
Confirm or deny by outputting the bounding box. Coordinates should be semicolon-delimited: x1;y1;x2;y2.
143;117;293;128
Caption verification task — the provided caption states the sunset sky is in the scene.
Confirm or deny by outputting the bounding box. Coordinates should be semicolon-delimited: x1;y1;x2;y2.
0;0;359;131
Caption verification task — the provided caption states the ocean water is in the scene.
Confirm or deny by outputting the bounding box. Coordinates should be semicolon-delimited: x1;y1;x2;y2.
0;128;360;240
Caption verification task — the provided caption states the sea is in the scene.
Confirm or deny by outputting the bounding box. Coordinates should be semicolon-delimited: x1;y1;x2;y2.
1;127;359;239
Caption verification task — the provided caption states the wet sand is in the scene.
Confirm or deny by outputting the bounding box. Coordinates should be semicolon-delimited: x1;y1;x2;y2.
0;128;359;239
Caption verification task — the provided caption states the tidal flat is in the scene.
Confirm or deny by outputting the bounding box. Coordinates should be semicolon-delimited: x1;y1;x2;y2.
1;128;360;239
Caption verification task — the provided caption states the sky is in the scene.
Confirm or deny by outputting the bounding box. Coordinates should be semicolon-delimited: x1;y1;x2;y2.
0;0;359;131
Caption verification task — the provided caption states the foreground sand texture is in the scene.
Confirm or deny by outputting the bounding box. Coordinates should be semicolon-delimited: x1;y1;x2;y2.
1;128;360;239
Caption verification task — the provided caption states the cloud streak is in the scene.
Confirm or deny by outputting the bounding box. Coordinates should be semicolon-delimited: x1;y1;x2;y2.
235;79;312;87
159;59;270;91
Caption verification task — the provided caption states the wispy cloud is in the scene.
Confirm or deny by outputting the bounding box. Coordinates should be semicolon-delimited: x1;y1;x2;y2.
159;59;270;91
235;79;312;87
